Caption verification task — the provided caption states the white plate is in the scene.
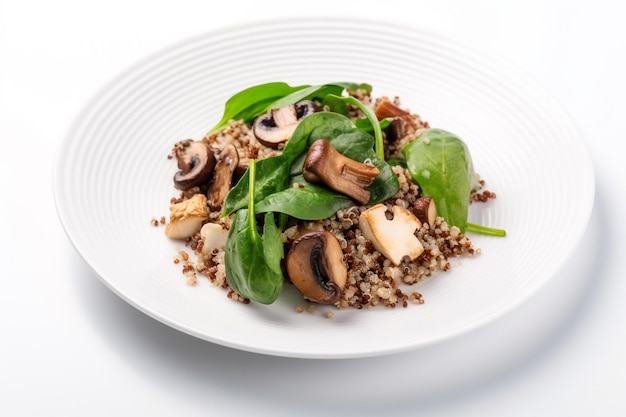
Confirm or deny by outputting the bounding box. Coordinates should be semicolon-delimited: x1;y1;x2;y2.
53;18;594;359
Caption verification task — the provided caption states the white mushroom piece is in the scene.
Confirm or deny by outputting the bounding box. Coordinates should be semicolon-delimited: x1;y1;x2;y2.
164;194;209;240
358;204;424;265
199;222;229;255
252;100;317;148
303;139;380;205
285;231;348;304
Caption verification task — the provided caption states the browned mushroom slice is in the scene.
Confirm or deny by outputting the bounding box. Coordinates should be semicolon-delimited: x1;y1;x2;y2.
285;231;347;304
233;158;250;184
385;117;406;143
173;140;217;191
374;100;413;122
413;196;437;228
252;100;317;148
207;144;239;211
302;139;380;205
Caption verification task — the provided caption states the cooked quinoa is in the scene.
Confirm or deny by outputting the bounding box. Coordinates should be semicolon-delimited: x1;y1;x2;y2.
162;87;496;310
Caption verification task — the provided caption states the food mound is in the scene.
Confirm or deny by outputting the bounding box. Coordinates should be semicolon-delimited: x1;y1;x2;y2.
156;82;501;311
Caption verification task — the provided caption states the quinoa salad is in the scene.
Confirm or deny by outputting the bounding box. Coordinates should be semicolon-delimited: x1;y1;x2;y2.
154;82;503;311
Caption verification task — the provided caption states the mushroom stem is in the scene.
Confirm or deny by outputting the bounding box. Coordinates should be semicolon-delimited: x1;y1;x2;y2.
271;105;297;127
303;139;380;205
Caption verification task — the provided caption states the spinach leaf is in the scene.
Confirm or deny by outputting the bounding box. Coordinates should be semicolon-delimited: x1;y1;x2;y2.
387;157;407;168
287;112;398;204
324;94;385;160
226;111;399;220
323;86;390;138
255;177;354;220
281;111;354;160
321;94;351;117
402;129;477;233
355;117;391;132
209;82;371;134
267;84;343;110
208;82;308;133
224;160;284;304
222;154;291;216
224;210;284;304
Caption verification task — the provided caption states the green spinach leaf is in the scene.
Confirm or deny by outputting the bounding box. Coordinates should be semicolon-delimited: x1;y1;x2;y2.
209;82;308;133
324;94;385;160
267;83;343;110
222;154;291;216
224;210;284;304
402;129;477;233
223;160;284;304
255;177;354;220
226;111;399;220
209;82;371;134
355;117;391;132
287;112;399;204
281;111;354;160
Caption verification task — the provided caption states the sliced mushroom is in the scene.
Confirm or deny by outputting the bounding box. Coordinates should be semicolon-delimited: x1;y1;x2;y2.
302;139;380;205
207;144;239;211
173;140;217;190
233;158;250;185
285;231;347;304
165;194;209;240
253;100;317;148
413;196;437;228
358;204;424;265
374;100;415;127
375;100;417;143
385;117;406;143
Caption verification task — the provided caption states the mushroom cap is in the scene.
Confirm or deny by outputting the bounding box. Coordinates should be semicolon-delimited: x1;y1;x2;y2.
173;140;217;190
285;231;347;304
252;100;317;148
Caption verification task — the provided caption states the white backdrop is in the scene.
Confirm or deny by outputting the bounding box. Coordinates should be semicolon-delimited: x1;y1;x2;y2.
1;0;625;415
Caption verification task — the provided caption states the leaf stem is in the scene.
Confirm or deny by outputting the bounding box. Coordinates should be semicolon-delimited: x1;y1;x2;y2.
248;159;256;231
466;223;506;237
